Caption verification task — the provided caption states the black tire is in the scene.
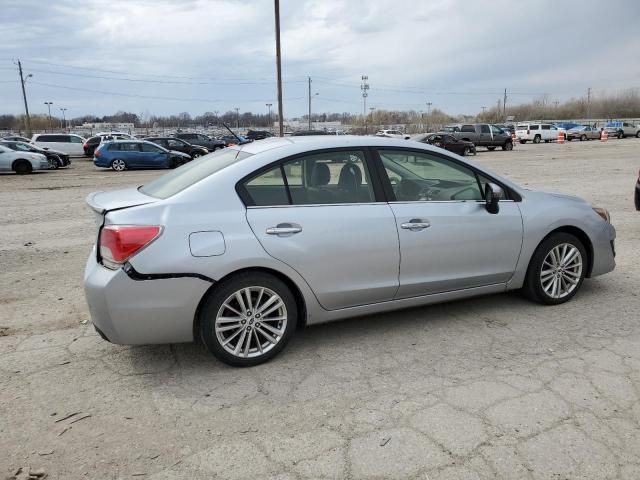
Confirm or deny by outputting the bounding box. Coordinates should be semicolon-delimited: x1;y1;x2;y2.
533;135;541;144
13;160;32;175
522;232;587;305
618;130;624;139
580;134;587;141
49;156;61;169
199;272;298;366
519;140;527;144
636;131;640;138
462;146;470;156
502;141;513;151
487;146;496;151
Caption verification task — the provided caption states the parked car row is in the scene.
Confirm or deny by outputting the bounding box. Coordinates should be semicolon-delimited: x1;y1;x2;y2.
93;140;192;171
0;140;70;169
0;143;50;174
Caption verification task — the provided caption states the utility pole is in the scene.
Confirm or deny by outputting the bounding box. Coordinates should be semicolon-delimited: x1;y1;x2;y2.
360;75;369;116
586;87;591;118
266;103;272;131
426;102;432;116
44;102;53;132
274;0;284;137
503;88;507;118
17;60;32;137
308;77;312;130
60;108;67;131
234;107;240;129
481;106;487;114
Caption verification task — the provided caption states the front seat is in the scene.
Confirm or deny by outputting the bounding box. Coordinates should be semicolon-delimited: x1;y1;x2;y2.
337;162;363;202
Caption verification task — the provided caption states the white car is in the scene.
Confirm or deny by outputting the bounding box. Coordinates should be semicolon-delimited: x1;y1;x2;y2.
96;131;134;139
0;144;49;174
375;129;410;140
31;133;86;156
515;123;563;144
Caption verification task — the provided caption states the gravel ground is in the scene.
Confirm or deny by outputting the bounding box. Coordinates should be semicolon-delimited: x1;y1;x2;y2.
1;139;639;480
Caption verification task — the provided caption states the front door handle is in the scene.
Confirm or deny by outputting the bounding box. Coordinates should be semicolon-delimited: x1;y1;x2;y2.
400;219;431;231
266;223;302;236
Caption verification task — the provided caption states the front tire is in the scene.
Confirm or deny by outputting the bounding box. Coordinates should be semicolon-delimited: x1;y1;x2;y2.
580;134;587;141
533;135;541;144
110;159;127;172
199;272;298;366
502;141;513;151
14;160;32;175
618;130;624;139
522;233;587;305
462;147;470;156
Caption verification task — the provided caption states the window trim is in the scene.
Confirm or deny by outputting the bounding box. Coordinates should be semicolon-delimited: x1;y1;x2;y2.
369;146;521;203
236;147;387;208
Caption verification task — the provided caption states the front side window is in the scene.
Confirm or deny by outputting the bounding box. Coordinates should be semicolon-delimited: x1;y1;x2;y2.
70;135;83;143
167;139;184;148
491;126;503;134
378;149;484;202
242;150;375;207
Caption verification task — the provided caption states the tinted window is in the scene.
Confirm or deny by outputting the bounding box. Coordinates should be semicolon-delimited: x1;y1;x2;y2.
88;137;101;145
242;150;375;206
460;125;475;132
167;139;184;148
70;135;83;143
179;134;196;139
541;125;551;130
530;125;539;130
37;135;68;142
140;148;252;199
490;126;503;134
480;125;490;134
378;149;483;201
119;143;141;152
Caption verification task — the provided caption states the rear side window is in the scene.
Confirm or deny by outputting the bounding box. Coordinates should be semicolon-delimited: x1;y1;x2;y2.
460;125;475;132
140;148;252;199
37;135;68;142
141;143;163;152
530;125;539;130
480;125;490;134
241;150;374;207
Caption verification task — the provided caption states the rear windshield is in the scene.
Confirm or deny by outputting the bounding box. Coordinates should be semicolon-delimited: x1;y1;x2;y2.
139;148;252;199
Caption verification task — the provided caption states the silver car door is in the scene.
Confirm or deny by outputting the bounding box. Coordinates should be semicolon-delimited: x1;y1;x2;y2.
377;148;523;299
243;149;400;310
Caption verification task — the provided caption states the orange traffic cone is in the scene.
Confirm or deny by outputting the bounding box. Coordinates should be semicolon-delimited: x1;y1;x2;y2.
557;130;565;144
601;129;608;142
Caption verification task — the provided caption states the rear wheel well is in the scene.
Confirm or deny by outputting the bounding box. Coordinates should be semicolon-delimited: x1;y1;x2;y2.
535;226;594;277
192;267;308;342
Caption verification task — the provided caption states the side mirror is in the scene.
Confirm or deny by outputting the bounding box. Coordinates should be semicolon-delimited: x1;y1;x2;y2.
485;182;503;214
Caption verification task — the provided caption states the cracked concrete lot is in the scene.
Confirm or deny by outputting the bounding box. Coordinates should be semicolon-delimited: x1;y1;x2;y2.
1;140;639;479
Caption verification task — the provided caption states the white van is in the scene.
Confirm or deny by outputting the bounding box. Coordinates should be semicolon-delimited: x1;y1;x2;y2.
515;123;562;144
31;133;86;156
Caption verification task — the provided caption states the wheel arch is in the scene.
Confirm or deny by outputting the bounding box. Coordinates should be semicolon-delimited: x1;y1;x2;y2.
530;226;594;278
192;266;308;342
11;158;33;171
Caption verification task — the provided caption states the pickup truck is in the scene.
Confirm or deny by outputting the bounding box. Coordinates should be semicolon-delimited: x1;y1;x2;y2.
603;121;640;139
446;124;513;151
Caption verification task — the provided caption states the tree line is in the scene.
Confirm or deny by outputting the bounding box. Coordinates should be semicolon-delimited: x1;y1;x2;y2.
2;90;639;133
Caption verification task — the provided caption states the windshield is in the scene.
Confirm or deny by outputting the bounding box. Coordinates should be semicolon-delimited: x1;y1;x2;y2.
139;148;252;199
13;142;33;151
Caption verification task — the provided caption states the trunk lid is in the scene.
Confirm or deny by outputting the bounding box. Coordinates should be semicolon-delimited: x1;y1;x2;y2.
86;187;157;230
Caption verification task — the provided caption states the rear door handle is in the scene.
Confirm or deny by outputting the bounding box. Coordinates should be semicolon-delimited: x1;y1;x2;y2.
266;223;302;235
400;219;431;230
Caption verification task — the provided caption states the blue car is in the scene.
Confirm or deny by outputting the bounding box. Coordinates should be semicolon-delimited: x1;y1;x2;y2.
93;140;192;172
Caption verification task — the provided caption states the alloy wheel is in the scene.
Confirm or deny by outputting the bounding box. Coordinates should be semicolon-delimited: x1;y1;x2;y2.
215;287;288;359
111;159;126;171
540;243;583;299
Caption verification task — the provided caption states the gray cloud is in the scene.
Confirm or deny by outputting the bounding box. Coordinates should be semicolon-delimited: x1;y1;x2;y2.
1;0;638;117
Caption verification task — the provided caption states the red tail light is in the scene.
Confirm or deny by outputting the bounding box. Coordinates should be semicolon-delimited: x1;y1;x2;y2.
94;150;101;157
99;225;161;269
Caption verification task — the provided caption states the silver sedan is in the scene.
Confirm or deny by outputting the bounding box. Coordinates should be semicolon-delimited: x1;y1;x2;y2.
84;136;616;366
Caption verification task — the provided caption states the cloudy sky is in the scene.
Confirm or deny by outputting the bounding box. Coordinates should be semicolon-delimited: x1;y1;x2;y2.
1;0;639;119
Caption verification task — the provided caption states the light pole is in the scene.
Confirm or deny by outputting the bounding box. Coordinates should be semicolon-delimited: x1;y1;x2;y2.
60;108;67;131
360;75;369;116
234;107;240;129
44;102;53;132
274;0;284;136
266;103;272;130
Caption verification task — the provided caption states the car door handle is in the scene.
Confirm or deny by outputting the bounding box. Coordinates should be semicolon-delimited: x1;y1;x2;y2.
266;224;302;235
400;220;431;230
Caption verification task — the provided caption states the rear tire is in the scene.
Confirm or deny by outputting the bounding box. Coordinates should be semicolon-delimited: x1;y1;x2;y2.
199;272;298;366
487;146;496;151
110;159;127;172
519;140;527;144
522;232;587;305
14;160;32;175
